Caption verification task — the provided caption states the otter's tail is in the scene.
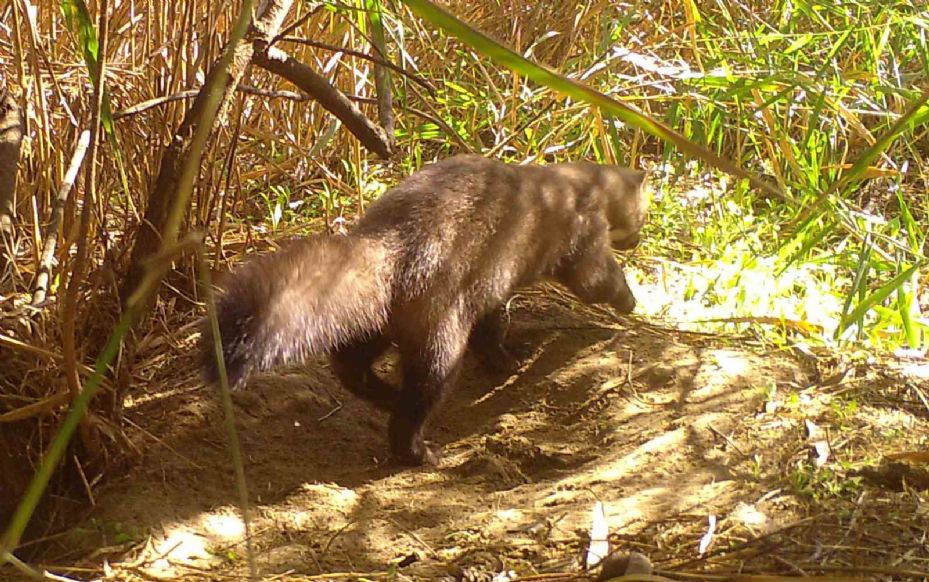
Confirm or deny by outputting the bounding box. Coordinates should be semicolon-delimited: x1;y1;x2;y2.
201;234;395;389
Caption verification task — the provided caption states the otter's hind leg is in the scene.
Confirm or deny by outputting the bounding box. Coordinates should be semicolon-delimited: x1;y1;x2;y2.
469;305;522;374
390;309;470;466
329;334;396;411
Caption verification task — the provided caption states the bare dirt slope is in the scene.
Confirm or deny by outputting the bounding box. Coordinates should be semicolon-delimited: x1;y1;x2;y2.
56;289;929;581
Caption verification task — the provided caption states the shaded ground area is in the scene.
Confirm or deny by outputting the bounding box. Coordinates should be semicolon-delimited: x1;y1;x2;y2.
33;289;929;580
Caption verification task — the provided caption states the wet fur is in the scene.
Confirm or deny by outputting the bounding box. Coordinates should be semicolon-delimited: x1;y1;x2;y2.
203;155;649;465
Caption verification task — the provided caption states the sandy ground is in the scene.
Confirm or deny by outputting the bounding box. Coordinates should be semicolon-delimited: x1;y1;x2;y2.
34;288;929;581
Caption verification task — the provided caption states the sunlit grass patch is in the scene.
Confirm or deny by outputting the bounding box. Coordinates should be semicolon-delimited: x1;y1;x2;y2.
631;166;924;350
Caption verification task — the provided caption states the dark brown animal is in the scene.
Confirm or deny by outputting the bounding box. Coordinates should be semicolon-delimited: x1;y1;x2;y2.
203;155;649;465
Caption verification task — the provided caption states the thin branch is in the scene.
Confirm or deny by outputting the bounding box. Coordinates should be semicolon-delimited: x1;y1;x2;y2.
114;85;312;120
33;130;91;306
235;84;308;101
273;4;324;41
253;45;393;159
112;89;199;119
367;2;395;144
279;36;435;94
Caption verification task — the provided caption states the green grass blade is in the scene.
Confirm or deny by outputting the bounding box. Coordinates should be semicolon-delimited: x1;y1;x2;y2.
835;87;929;197
839;262;924;331
197;248;257;578
401;0;787;201
60;0;133;225
909;101;929;129
776;207;836;276
366;0;395;138
897;282;919;348
60;0;115;138
802;87;929;216
0;316;133;554
835;235;873;340
59;0;99;71
895;188;921;253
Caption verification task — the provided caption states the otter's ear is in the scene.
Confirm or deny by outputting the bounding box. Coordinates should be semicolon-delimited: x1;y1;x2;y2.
622;168;649;205
626;168;647;189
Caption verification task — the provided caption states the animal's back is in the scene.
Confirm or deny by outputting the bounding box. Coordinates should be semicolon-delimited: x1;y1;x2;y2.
355;155;587;309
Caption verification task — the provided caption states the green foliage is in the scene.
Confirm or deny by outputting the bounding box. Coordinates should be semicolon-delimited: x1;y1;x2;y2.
402;0;785;199
59;0;111;133
69;519;145;547
59;0;133;208
259;185;292;231
389;0;927;351
790;464;863;502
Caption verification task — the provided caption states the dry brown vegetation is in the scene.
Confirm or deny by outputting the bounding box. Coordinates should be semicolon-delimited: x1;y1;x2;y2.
1;0;928;580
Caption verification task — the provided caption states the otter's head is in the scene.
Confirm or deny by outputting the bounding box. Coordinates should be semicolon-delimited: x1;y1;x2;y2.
598;166;650;251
